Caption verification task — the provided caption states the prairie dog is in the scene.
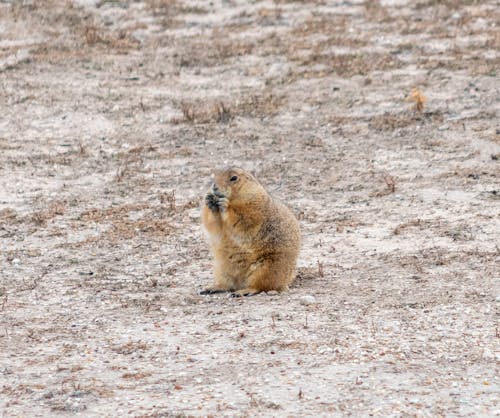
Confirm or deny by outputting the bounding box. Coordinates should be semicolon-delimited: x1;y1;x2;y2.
201;167;300;297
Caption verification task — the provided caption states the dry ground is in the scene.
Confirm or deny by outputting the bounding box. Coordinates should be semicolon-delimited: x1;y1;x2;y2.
0;0;499;416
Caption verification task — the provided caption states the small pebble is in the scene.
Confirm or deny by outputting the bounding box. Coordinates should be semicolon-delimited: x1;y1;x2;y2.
299;295;316;305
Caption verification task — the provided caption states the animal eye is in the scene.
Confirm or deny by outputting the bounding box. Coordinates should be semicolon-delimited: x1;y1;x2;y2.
230;175;238;182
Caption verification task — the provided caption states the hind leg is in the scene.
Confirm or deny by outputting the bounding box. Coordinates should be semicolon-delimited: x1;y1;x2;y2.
230;287;261;297
200;263;237;295
230;260;287;297
200;286;231;295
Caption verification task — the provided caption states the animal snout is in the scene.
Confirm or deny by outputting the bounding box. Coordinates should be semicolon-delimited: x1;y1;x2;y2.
212;183;225;198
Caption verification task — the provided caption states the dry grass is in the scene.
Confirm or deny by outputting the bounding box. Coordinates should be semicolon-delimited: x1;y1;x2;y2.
394;219;428;235
174;101;232;124
77;202;173;244
370;171;396;197
32;203;65;225
0;208;18;225
369;110;443;131
121;372;153;380
111;341;149;355
79;203;150;223
290;52;402;78
158;190;177;213
7;1;140;65
1;0;498;416
174;92;283;124
173;33;255;68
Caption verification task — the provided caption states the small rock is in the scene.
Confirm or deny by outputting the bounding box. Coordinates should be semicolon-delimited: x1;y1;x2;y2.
482;348;495;360
0;367;12;375
299;295;316;305
70;390;91;398
318;345;332;354
188;208;199;220
64;398;87;412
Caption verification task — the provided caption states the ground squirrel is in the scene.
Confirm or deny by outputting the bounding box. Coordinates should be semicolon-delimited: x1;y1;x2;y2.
200;167;301;297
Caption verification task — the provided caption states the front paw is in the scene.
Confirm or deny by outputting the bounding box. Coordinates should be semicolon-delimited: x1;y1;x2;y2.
217;196;229;212
205;193;229;212
205;193;219;211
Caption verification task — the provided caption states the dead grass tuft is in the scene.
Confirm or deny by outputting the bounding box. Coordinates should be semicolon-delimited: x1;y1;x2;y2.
121;371;152;380
159;190;176;213
295;266;325;286
175;93;283;124
369;110;443;131
0;208;18;226
364;0;391;22
213;102;232;123
394;219;427;235
112;340;149;355
370;171;396;197
78;202;173;243
335;218;363;233
110;216;172;240
174;100;232;124
1;383;47;396
112;148;155;183
146;0;208;27
180;102;195;122
19;2;140;63
29;202;66;226
80;203;149;222
317;260;325;278
291;14;349;39
234;93;284;118
83;25;104;46
182;197;201;211
289;52;401;78
174;34;254;68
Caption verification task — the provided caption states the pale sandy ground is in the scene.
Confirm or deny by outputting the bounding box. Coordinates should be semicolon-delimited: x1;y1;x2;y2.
0;0;499;417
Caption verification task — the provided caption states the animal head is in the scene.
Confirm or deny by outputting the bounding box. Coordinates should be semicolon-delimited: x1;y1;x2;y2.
211;167;263;201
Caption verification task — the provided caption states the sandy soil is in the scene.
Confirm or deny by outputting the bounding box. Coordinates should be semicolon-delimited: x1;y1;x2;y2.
1;0;499;416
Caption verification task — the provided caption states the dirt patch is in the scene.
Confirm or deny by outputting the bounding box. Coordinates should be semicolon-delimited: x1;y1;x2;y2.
1;0;499;416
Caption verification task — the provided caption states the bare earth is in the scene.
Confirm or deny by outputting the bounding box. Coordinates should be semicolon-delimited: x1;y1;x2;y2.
1;0;499;416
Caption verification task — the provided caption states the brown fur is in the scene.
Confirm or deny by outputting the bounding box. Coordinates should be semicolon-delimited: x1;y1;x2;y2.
201;167;301;297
